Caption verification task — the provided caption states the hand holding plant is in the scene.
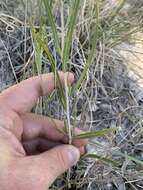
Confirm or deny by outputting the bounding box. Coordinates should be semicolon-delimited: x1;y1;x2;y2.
0;72;87;189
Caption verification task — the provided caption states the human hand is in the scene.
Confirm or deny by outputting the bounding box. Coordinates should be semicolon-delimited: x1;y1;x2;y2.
0;72;87;190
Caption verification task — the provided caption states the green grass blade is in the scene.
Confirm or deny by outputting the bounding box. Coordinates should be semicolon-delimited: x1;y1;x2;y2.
83;154;120;167
71;2;99;95
31;25;43;75
20;0;25;7
56;72;67;108
108;0;126;23
117;152;143;166
36;35;66;108
74;128;117;139
36;34;55;71
62;0;80;71
42;0;61;56
50;117;66;135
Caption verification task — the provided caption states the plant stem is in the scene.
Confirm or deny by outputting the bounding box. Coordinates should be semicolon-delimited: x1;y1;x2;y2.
64;76;72;145
64;76;72;188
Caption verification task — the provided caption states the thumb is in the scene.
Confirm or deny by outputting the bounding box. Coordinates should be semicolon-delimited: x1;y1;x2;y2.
32;145;80;187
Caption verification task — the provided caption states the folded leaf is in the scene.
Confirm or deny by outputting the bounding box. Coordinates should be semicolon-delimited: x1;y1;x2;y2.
62;0;80;71
42;0;61;55
74;128;117;139
117;152;143;166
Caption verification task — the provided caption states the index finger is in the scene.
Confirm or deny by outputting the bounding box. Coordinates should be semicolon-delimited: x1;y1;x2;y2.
22;113;88;148
0;72;74;113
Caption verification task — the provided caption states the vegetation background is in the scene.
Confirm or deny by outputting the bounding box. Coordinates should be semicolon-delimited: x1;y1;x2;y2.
0;0;143;189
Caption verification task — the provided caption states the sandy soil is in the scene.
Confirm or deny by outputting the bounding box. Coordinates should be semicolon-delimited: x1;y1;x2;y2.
119;32;143;100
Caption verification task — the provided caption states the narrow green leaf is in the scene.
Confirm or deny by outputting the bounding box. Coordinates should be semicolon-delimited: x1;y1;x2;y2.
56;72;66;108
74;128;117;139
83;154;120;167
50;117;66;135
117;152;143;166
31;25;43;75
36;35;66;108
108;0;126;23
62;0;80;71
71;2;99;95
20;0;25;7
36;34;55;71
42;0;61;56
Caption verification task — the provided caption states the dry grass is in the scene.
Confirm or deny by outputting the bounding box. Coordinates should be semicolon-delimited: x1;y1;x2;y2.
0;0;143;190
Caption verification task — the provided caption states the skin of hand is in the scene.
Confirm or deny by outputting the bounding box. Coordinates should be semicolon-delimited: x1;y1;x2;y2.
0;72;87;190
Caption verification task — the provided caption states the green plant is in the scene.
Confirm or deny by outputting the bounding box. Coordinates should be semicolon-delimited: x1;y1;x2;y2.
29;1;120;188
28;0;143;188
2;0;143;189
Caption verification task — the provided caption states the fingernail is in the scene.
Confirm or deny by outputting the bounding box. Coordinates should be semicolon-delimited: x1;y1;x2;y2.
67;146;80;166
